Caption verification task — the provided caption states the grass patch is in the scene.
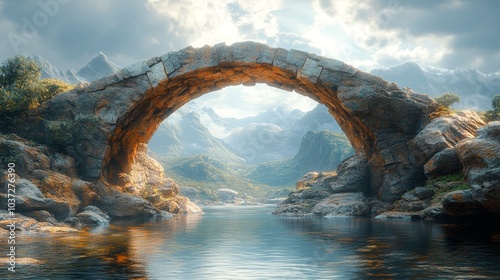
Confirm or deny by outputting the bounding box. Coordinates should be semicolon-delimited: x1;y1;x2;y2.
426;173;470;203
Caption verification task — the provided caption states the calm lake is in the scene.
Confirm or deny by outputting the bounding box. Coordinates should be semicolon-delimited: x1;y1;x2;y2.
5;205;500;279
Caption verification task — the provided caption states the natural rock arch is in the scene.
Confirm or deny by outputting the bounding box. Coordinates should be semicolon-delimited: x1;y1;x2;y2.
39;42;438;202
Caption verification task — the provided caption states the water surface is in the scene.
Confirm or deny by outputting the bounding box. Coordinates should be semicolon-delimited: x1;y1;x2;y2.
5;205;500;279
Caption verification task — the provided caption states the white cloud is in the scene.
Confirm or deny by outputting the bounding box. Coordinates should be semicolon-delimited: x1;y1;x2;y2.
146;0;283;47
305;0;452;71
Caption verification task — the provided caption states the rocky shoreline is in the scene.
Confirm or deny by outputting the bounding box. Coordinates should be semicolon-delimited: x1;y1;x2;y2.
0;134;201;232
1;113;499;232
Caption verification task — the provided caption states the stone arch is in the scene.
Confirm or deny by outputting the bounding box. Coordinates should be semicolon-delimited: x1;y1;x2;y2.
39;42;438;202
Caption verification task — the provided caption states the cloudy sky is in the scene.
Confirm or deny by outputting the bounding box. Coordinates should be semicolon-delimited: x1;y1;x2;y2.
1;0;499;117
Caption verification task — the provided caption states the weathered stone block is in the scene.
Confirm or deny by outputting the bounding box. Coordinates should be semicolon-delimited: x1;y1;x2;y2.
424;148;462;177
115;67;131;81
272;49;307;73
298;58;322;83
126;60;150;77
161;52;182;76
164;46;218;78
318;58;357;74
147;62;168;87
232;41;260;63
215;42;233;63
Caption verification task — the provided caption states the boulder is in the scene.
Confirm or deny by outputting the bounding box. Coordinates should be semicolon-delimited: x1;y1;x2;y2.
274;155;369;216
49;153;76;175
311;192;370;216
155;178;180;198
71;180;98;208
157;196;203;214
271;202;315;216
296;172;320;190
442;190;487;217
0;178;70;219
410;111;485;165
75;206;110;226
0;135;51;177
414;187;435;200
451;122;500;215
26;210;60;225
95;192;160;218
0;212;75;232
396;188;432;212
145;193;162;204
424;148;462;177
328;155;370;193
420;206;448;220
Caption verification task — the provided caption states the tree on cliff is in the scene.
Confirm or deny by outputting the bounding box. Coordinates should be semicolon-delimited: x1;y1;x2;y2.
484;94;500;121
0;56;73;124
435;92;461;108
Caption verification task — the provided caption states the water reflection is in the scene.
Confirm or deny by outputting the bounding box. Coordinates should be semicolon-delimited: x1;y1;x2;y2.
4;206;500;279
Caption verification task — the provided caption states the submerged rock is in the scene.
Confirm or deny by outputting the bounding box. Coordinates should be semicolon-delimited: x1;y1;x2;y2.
375;211;421;220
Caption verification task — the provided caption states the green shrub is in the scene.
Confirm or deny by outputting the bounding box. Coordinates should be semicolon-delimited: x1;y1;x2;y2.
46;114;96;153
484;94;500;121
434;92;460;108
0;56;73;127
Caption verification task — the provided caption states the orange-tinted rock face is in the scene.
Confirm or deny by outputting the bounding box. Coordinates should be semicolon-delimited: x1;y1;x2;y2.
38;42;441;202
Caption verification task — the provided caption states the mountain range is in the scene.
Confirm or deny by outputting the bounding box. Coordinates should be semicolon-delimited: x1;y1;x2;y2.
371;62;500;110
29;52;119;84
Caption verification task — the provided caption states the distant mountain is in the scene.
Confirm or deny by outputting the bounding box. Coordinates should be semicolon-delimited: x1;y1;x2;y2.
148;109;242;164
223;123;293;163
371;62;431;94
290;104;342;134
171;155;227;182
29;52;119;84
371;62;500;110
225;104;305;129
77;52;120;82
222;104;342;163
247;130;353;186
29;56;84;84
197;107;237;138
292;130;353;171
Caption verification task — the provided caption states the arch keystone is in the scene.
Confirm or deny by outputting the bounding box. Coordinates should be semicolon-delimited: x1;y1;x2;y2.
147;62;168;87
298;58;323;83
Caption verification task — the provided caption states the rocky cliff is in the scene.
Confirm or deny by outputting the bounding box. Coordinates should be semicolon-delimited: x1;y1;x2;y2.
0;133;200;231
275;112;500;220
